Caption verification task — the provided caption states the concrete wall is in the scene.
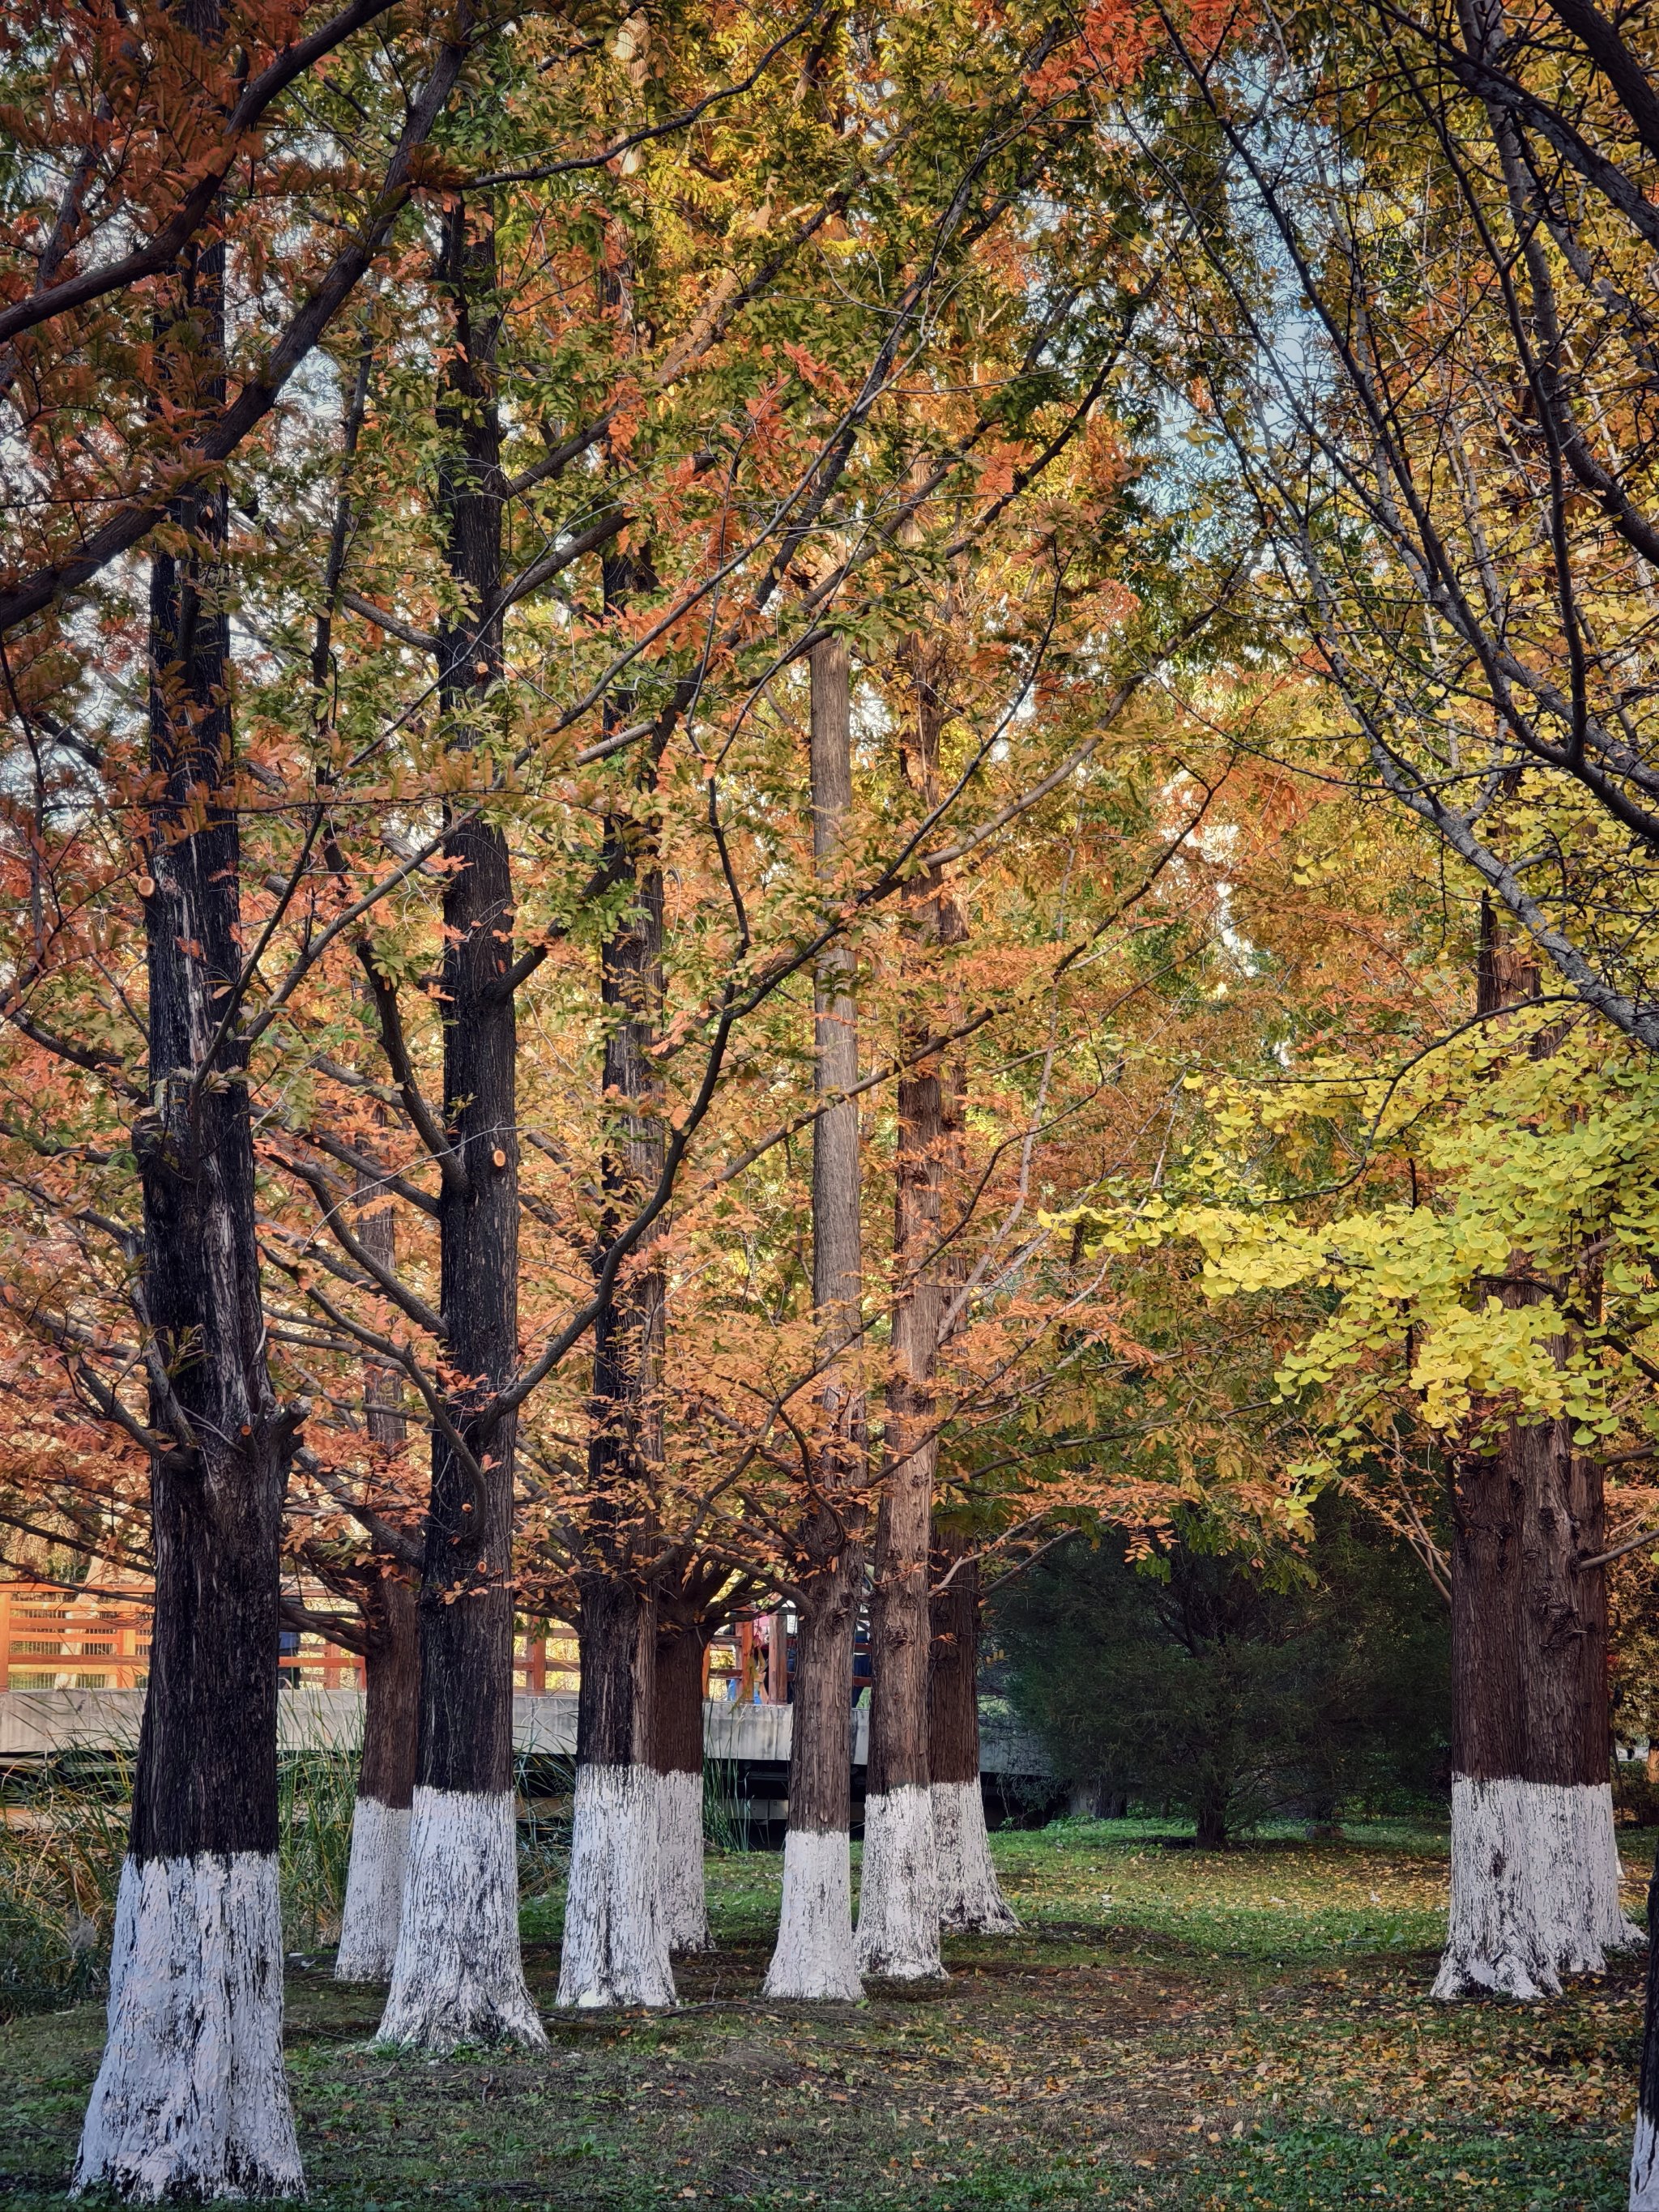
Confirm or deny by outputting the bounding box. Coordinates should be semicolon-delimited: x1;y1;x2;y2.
0;1687;1049;1776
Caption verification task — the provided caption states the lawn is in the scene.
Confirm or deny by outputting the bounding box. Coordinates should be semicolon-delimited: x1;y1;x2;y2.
0;1818;1647;2209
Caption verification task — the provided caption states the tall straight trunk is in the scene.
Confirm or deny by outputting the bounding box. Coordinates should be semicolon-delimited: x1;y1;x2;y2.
562;1569;668;2006
335;1569;419;1982
1631;1846;1659;2208
354;1120;408;1451
654;1616;714;1954
1435;914;1634;2001
857;633;953;1984
75;198;303;2199
929;1534;1015;1933
560;594;673;2008
376;200;542;2052
766;635;866;2002
336;1152;420;1983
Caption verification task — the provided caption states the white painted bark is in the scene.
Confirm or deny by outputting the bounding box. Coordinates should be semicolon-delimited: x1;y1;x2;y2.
557;1762;676;2009
658;1767;713;1955
1631;2110;1659;2211
335;1797;410;1984
855;1784;945;1980
1576;1780;1643;1953
764;1827;863;2000
73;1851;302;2202
1434;1775;1633;2001
375;1788;545;2050
932;1778;1017;1934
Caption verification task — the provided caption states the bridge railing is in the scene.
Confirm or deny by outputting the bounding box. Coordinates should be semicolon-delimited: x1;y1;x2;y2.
0;1686;1051;1777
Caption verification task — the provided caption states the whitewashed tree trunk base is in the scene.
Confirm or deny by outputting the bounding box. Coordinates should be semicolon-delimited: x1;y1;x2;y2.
557;1763;676;2010
855;1785;945;1980
764;1827;863;2000
658;1767;713;1955
374;1788;545;2051
932;1779;1017;1935
1435;1775;1559;2000
1434;1774;1630;2001
1576;1781;1643;1952
335;1797;410;1984
1633;2110;1659;2211
72;1851;302;2203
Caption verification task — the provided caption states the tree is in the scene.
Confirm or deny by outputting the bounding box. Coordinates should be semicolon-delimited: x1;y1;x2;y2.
855;622;961;1981
291;1569;420;1987
762;632;870;2003
1636;1852;1659;2208
930;1525;1017;1932
1433;917;1632;1999
70;154;304;2193
1152;0;1659;1036
361;193;544;2052
0;0;488;2187
996;1503;1451;1845
653;1557;746;1959
0;0;472;637
1128;949;1659;1973
558;552;677;2011
313;1172;424;1988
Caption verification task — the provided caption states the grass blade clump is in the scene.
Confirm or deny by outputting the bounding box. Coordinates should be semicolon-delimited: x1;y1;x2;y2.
276;1744;358;1953
0;1746;130;2019
702;1756;753;1853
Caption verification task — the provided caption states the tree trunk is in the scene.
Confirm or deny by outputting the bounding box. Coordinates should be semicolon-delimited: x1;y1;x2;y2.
857;633;953;1985
1435;918;1635;2001
376;200;542;2052
929;1537;1015;1933
74;204;304;2198
560;624;674;2008
561;1571;672;2006
767;634;866;2003
336;1570;419;1982
1195;1790;1229;1851
336;1149;418;1983
1436;1416;1632;1997
1629;1843;1659;2208
655;1618;714;1955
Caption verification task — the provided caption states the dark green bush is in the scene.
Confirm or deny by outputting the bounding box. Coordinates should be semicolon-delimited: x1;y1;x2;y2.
993;1500;1451;1844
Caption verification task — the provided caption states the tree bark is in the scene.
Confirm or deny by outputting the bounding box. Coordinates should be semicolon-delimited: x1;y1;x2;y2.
766;635;867;2003
560;569;674;2008
74;190;304;2199
1436;913;1635;2001
336;1568;419;1982
375;198;542;2052
654;1615;714;1954
1630;1843;1659;2207
857;631;953;1984
561;1562;671;2006
929;1536;1015;1933
336;1149;419;1983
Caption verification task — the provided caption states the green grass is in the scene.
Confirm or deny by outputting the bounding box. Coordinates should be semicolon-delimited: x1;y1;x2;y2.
0;1817;1648;2208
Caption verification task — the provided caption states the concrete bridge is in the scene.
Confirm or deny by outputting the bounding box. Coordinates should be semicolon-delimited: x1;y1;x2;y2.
0;1688;1051;1809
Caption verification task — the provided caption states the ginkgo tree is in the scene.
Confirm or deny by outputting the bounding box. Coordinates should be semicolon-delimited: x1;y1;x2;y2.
1094;893;1659;2006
